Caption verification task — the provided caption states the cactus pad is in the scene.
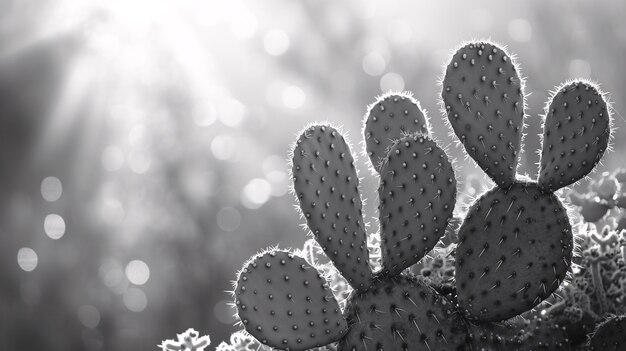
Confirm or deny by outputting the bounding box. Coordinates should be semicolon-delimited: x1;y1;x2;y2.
364;92;430;172
338;275;468;351
235;250;348;351
587;315;626;350
442;41;525;188
378;134;456;276
455;182;573;322
538;81;611;191
292;125;372;290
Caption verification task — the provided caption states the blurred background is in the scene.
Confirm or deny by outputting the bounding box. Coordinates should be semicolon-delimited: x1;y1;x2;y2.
1;0;625;349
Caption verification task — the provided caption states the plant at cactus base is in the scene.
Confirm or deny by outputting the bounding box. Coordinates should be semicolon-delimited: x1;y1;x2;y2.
567;168;626;223
159;328;211;351
441;40;612;322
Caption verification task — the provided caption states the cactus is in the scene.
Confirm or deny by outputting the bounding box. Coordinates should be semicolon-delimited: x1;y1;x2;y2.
234;97;469;350
442;40;611;322
364;92;430;173
441;42;524;188
292;125;372;291
235;250;347;350
229;39;614;350
378;134;456;276
538;81;611;192
587;314;626;350
454;182;572;322
339;274;467;350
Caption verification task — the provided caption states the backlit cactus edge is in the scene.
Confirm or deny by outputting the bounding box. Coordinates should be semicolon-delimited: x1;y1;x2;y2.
231;40;614;350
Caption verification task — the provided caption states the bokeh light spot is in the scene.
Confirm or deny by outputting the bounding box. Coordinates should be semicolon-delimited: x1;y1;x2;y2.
214;300;237;324
41;176;63;202
17;248;38;272
569;59;591;78
101;146;125;172
99;260;127;294
123;287;147;312
386;20;413;45
264;29;290;56
362;52;386;76
128;150;151;174
44;214;66;240
216;207;242;232
192;100;217;127
241;178;272;209
101;198;125;226
78;305;101;328
380;72;405;92
128;124;151;150
509;19;532;42
282;85;306;109
125;260;150;285
230;12;258;40
211;135;236;161
218;97;246;127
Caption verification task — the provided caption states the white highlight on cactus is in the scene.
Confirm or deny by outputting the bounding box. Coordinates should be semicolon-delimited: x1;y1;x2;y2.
230;12;258;40
126;260;150;285
380;72;405;92
217;207;242;231
508;18;532;42
264;29;290;56
362;52;386;76
17;247;38;272
211;135;236;161
569;59;591;78
241;178;272;209
41;176;63;202
78;305;101;328
282;85;306;109
101;146;125;172
123;287;148;312
44;214;66;240
192;100;218;127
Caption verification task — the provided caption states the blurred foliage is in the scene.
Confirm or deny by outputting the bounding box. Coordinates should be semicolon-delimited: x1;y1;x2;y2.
1;0;626;349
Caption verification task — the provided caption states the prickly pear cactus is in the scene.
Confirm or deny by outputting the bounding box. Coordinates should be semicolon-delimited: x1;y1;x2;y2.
364;92;430;173
231;39;613;350
441;41;611;322
234;90;469;350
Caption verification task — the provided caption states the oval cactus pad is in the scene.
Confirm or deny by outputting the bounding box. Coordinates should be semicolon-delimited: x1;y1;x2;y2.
378;134;456;276
442;41;525;188
364;92;430;173
538;80;611;191
292;125;372;290
235;250;348;350
455;182;573;322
